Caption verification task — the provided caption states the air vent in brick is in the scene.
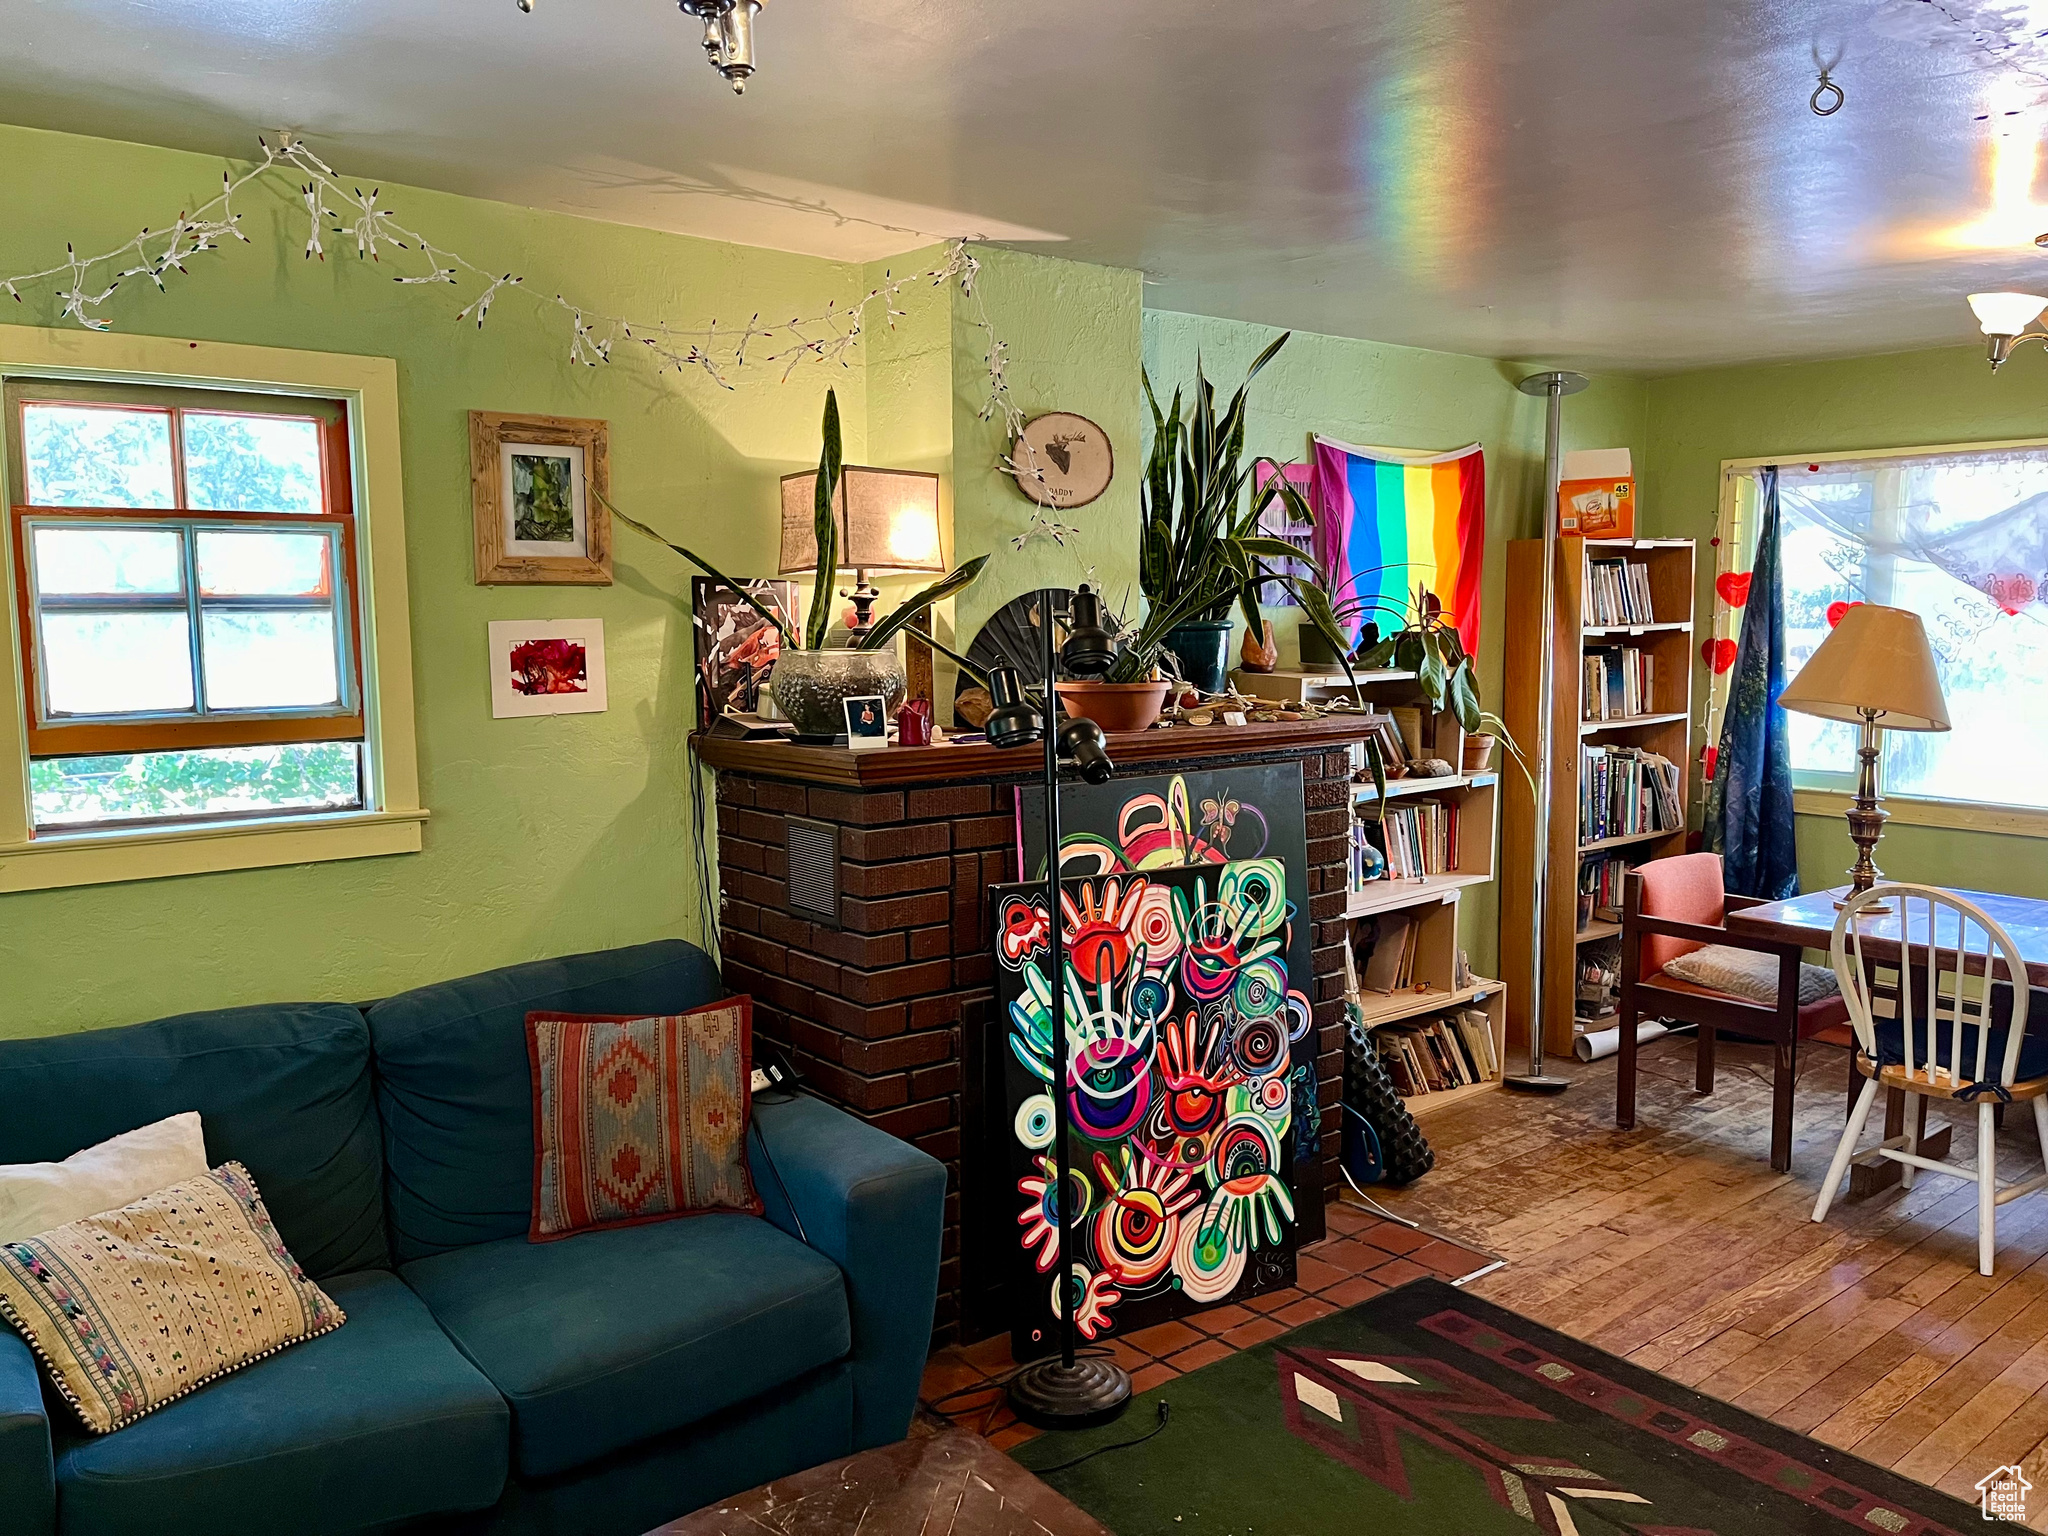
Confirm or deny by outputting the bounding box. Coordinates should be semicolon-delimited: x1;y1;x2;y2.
785;816;840;924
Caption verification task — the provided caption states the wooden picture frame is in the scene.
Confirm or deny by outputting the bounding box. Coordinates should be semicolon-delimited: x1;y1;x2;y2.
470;411;611;585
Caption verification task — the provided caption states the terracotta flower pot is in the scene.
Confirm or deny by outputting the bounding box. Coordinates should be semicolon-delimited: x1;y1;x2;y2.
1462;733;1498;773
1053;681;1172;734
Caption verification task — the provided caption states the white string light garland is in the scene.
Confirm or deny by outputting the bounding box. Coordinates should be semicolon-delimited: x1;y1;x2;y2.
2;132;1075;550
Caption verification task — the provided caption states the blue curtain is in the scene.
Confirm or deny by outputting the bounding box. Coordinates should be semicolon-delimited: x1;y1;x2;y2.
1705;466;1800;899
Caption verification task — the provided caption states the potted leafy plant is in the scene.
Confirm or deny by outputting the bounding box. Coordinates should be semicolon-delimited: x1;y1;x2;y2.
606;389;990;736
1101;333;1354;697
1354;582;1530;789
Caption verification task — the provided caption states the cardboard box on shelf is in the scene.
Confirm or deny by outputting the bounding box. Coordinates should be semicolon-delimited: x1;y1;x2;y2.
1558;448;1635;539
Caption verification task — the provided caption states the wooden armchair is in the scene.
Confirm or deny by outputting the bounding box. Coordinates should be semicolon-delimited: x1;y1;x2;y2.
1615;853;1851;1172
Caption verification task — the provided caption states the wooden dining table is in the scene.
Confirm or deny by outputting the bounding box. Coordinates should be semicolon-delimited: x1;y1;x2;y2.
1725;883;2048;1192
1724;885;2048;988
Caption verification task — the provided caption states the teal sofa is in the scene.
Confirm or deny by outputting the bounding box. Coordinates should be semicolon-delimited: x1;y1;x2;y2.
0;941;947;1536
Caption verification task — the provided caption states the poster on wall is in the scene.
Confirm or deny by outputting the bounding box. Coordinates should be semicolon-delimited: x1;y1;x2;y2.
993;859;1300;1358
487;618;607;719
1014;760;1322;1240
1252;461;1317;608
690;576;793;723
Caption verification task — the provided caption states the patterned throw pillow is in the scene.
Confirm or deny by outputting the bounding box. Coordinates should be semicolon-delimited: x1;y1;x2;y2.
527;998;762;1241
0;1162;344;1434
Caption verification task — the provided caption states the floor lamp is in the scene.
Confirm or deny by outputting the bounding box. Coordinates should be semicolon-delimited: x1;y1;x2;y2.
984;584;1131;1429
1506;370;1587;1094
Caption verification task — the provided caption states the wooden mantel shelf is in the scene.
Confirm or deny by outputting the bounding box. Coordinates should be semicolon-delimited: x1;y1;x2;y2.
691;715;1377;789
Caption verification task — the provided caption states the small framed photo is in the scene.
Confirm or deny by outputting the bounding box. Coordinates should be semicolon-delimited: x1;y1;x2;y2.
489;618;608;719
471;412;611;585
842;694;890;750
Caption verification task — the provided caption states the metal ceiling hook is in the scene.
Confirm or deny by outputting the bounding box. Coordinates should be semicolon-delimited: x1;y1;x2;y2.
1811;69;1845;116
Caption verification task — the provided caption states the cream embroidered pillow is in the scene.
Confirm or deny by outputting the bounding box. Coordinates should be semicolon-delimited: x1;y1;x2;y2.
0;1162;345;1433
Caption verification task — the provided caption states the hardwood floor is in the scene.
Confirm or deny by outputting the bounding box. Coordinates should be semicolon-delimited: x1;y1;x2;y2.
1375;1029;2048;1526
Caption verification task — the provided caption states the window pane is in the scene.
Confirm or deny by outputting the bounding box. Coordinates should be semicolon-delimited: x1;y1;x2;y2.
1778;515;1863;775
182;414;323;514
41;612;194;715
1883;562;2048;807
29;742;362;828
200;609;339;709
197;530;331;597
21;405;176;508
32;525;184;596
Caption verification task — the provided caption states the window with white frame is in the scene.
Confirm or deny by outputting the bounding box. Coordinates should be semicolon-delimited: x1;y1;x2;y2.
1772;445;2048;811
7;378;368;832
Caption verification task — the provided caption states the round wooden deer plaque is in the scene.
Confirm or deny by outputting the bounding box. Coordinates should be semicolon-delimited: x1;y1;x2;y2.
1011;412;1114;509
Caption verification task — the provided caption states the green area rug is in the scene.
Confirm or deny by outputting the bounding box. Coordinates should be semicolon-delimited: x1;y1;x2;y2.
1012;1279;1981;1535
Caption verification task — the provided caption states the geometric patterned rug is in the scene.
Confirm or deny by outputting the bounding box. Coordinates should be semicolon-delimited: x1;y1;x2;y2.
1012;1278;1984;1535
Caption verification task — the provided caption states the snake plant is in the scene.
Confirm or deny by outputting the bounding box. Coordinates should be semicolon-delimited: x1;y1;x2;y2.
1109;333;1355;688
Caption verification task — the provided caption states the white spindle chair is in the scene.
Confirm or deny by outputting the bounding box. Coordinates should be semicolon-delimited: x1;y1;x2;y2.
1813;884;2045;1275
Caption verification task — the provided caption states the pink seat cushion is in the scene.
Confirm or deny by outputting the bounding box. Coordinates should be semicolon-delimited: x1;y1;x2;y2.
1636;853;1727;975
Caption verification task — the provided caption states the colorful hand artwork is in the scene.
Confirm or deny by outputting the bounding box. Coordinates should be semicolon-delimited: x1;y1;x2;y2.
1025;772;1272;878
995;859;1305;1352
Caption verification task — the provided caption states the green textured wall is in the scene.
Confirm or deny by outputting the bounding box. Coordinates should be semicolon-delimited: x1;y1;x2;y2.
0;124;1103;1037
1643;342;2048;899
1142;312;1653;977
952;249;1145;647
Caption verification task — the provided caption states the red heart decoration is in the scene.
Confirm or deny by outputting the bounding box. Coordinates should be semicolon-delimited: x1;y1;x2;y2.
1984;571;2037;615
1702;638;1737;674
1715;571;1752;608
1825;600;1862;628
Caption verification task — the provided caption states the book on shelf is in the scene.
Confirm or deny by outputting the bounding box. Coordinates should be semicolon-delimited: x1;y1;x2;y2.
1454;1008;1498;1079
1383;1025;1452;1092
1389;706;1426;760
1380;1035;1422;1096
1357;798;1460;883
1356;910;1419;993
1382;1011;1496;1098
1345;714;1402;778
1584;557;1657;627
1578;854;1634;924
1581;645;1656;721
1578;744;1681;844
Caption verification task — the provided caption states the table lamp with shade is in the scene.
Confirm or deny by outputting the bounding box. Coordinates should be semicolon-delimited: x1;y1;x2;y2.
779;466;943;632
1776;603;1950;907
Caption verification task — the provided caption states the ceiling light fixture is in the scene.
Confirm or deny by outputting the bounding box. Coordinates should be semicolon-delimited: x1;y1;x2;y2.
1968;289;2048;369
679;0;768;93
514;0;770;94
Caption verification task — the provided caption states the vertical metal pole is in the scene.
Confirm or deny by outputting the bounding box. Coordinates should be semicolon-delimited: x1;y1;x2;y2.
1509;371;1586;1091
1040;588;1077;1368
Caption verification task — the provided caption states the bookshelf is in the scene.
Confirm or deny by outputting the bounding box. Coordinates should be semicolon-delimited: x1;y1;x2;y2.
1307;677;1508;1113
1225;662;1510;1110
1501;536;1696;1056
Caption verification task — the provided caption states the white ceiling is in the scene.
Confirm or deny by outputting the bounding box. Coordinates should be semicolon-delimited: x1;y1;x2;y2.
8;0;2048;371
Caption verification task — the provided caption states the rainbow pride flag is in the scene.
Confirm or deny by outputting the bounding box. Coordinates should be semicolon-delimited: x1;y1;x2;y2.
1309;436;1486;656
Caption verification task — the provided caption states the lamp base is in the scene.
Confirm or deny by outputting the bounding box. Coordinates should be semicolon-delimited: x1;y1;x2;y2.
1008;1356;1132;1430
1840;714;1891;913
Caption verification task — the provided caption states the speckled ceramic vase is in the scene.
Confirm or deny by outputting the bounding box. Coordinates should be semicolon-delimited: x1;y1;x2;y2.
769;648;907;737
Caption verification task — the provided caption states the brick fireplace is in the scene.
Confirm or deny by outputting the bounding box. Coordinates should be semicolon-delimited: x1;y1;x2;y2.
697;719;1370;1345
